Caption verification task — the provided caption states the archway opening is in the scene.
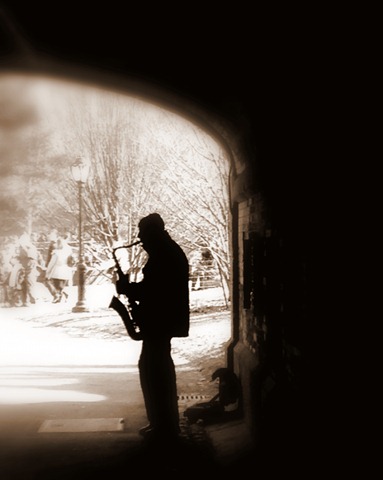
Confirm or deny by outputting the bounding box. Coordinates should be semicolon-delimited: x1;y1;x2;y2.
0;72;237;416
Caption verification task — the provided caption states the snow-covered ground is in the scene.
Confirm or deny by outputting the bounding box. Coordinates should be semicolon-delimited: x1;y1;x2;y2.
3;282;227;313
0;284;231;373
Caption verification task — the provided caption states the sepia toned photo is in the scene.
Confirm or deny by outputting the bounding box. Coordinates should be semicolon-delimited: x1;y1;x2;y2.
0;2;318;478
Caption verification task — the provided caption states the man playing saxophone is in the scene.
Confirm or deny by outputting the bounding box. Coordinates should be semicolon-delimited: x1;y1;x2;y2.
115;213;190;443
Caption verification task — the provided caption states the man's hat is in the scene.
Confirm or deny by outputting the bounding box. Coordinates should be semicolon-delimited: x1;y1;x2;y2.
138;213;165;233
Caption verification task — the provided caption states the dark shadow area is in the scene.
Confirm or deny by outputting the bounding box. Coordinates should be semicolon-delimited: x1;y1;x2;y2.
0;433;227;478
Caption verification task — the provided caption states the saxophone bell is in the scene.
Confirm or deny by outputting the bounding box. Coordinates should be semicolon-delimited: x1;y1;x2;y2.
109;295;142;341
109;240;142;341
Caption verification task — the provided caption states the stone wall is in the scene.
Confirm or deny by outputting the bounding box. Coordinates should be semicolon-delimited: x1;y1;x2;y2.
230;165;306;453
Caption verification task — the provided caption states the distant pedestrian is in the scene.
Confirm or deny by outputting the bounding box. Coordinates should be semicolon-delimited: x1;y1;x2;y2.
44;229;59;299
0;251;11;306
45;237;74;303
18;233;44;306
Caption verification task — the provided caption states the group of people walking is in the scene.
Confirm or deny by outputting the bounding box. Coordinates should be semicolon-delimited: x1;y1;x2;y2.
0;231;75;307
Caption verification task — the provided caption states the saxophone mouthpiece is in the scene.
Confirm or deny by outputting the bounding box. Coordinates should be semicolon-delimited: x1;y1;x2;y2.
113;240;141;252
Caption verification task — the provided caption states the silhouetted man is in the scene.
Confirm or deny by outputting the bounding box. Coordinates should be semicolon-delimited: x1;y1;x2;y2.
117;213;189;442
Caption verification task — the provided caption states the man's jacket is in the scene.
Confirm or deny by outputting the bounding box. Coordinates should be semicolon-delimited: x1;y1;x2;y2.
127;234;190;338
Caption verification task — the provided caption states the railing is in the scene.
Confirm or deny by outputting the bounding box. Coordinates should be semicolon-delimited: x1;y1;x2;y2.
34;242;222;290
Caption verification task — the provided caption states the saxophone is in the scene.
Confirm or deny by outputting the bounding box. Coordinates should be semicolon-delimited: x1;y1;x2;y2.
108;242;142;341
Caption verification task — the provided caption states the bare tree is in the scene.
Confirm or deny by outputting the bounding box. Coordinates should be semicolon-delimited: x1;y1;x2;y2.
1;77;231;298
153;126;231;301
61;97;232;296
0;75;44;236
48;89;164;274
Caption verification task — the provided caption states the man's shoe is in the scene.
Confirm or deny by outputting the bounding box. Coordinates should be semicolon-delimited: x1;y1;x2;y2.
142;426;180;443
139;424;153;436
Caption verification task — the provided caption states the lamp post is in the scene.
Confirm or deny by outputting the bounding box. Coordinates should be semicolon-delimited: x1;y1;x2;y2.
71;157;90;313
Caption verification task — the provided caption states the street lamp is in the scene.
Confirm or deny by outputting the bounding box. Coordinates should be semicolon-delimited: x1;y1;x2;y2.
71;156;90;312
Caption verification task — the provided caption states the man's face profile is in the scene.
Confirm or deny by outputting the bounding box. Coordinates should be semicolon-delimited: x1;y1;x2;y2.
138;228;152;252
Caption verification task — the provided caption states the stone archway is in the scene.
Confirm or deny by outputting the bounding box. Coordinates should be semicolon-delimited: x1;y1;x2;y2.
1;9;307;463
0;4;316;475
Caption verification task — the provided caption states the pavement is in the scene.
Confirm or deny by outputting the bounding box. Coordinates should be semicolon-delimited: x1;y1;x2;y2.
0;286;257;478
0;396;255;478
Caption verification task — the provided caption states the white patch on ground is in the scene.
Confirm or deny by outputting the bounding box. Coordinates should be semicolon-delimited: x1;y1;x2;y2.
38;417;124;433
